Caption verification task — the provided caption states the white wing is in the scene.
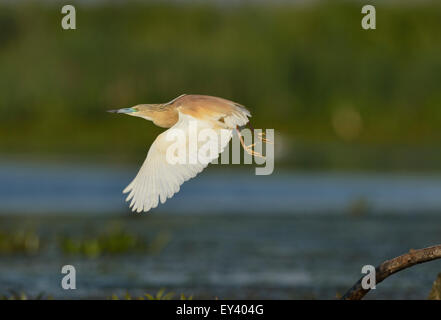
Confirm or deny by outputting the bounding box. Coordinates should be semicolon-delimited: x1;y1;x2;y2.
123;112;233;213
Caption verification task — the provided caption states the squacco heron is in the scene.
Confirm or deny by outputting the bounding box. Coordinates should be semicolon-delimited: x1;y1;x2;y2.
109;94;258;213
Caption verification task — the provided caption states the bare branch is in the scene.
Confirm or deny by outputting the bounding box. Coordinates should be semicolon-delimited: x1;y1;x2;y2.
342;244;441;300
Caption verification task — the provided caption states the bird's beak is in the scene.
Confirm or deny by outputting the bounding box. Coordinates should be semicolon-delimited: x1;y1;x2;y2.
107;108;137;114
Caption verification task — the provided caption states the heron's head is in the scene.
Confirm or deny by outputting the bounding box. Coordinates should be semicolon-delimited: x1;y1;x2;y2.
107;104;155;121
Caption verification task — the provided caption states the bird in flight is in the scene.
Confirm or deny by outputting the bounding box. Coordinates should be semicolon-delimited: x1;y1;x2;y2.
108;94;257;213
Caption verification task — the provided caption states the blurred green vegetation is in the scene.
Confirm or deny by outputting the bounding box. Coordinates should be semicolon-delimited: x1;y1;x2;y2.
0;289;193;300
0;220;170;257
110;289;193;300
0;291;52;300
0;229;40;254
59;226;170;258
428;273;441;300
0;1;440;170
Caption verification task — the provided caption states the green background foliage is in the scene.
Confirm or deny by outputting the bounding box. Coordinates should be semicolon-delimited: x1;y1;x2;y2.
1;1;440;170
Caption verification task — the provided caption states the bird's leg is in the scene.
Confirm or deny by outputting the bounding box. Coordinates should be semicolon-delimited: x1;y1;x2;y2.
236;126;265;158
246;122;273;144
257;132;272;144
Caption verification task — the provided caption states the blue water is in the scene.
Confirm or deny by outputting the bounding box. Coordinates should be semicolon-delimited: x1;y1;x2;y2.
1;161;441;299
1;161;441;215
1;214;441;299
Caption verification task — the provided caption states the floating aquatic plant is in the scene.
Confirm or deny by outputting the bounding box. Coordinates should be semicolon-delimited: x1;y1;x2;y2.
0;291;52;300
110;289;193;300
0;230;40;255
59;227;170;258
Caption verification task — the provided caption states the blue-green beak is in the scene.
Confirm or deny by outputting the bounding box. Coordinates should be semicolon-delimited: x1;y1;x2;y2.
107;107;137;114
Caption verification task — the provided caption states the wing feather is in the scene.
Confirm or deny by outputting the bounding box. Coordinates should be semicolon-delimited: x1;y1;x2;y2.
123;112;234;212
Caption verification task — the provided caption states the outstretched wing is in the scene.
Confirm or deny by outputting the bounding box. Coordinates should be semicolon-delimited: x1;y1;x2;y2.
123;112;233;213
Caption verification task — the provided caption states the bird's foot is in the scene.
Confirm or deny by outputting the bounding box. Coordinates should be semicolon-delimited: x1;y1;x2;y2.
243;145;265;159
257;132;273;144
